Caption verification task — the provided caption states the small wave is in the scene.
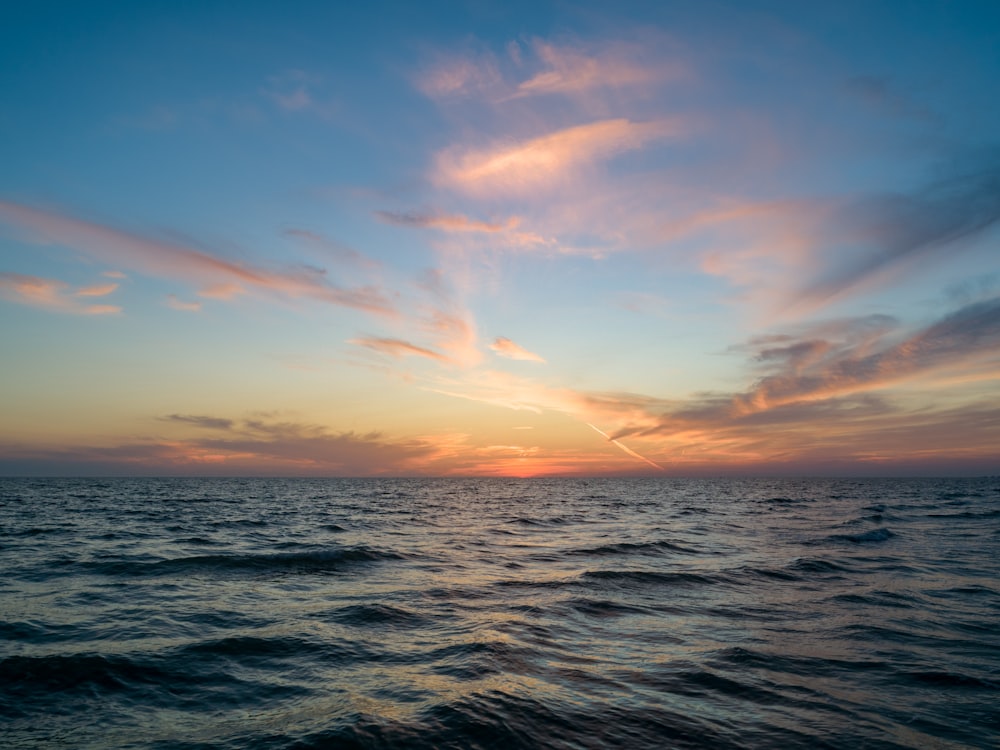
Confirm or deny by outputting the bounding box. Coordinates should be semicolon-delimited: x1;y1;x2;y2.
830;591;914;609
427;640;543;680
0;652;178;697
581;569;721;588
329;603;431;629
84;546;404;577
566;539;699;557
509;515;577;527
925;509;1000;519
564;597;651;618
904;671;999;690
735;566;800;582
820;527;895;544
175;634;377;668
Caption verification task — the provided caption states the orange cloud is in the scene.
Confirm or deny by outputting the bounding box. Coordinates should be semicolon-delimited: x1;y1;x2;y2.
489;336;546;363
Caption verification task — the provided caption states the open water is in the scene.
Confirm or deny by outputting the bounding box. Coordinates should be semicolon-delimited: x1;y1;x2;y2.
1;477;998;749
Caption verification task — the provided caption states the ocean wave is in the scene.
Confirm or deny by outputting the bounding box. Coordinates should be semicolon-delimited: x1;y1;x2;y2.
818;527;895;544
329;603;433;629
2;476;998;750
581;569;722;588
566;539;700;556
82;546;405;577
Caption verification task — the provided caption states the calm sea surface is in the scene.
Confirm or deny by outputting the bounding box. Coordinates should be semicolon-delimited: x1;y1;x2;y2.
1;477;998;749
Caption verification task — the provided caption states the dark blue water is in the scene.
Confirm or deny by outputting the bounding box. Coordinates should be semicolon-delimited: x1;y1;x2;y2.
1;477;998;749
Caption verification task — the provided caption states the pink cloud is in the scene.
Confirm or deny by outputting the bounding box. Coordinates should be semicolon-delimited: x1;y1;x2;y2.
166;295;202;312
0;200;396;316
434;118;687;197
489;336;546;363
75;282;119;297
349;336;448;362
512;38;683;98
376;210;513;233
197;283;246;300
415;49;502;99
0;272;122;315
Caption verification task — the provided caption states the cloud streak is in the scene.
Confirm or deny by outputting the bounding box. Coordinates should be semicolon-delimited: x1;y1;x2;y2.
0;272;122;315
489;337;545;363
434;118;686;197
801;166;1000;305
376;210;513;233
0;416;447;476
511;38;683;99
0;201;396;316
349;336;448;362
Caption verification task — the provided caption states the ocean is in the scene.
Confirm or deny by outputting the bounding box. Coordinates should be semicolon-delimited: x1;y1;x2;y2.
1;477;997;749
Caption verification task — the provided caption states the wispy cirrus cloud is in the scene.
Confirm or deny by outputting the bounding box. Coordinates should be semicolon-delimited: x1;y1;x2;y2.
377;210;555;251
376;210;513;233
260;69;334;115
348;336;448;362
283;228;381;271
166;295;202;312
510;37;685;99
489;336;545;363
843;75;934;121
417;33;683;104
0;200;396;316
74;282;119;297
434;118;686;197
161;414;234;430
0;272;121;315
800;165;1000;306
415;46;502;99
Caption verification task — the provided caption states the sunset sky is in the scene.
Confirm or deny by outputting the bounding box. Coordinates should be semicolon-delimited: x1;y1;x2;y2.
1;0;998;476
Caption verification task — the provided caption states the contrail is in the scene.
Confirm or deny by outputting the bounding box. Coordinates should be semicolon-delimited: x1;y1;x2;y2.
587;423;664;470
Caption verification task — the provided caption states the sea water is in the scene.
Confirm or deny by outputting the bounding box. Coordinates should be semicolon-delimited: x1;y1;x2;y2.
1;477;997;749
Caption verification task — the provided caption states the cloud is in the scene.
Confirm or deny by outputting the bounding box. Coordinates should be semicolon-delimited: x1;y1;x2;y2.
376;210;512;233
0;200;396;316
843;76;933;120
162;414;234;430
612;297;1000;443
489;336;545;363
75;282;119;297
349;336;448;362
512;38;682;99
261;70;323;112
0;272;122;315
801;166;1000;305
283;228;381;271
417;34;682;105
434;118;687;196
0;417;449;476
166;295;202;312
415;46;502;99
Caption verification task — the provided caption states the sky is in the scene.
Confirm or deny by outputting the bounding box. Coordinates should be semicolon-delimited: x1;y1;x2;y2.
1;0;998;477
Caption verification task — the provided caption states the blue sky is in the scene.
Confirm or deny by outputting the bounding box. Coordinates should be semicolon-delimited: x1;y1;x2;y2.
1;0;998;475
